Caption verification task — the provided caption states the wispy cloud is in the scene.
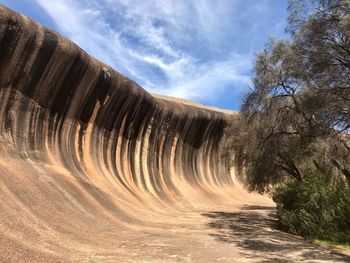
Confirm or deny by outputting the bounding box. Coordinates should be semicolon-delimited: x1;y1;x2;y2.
32;0;287;109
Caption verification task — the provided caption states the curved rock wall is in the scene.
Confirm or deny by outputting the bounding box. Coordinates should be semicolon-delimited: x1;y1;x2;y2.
0;4;234;203
0;5;271;262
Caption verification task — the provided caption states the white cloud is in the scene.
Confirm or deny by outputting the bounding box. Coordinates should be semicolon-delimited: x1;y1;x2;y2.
33;0;286;108
152;54;252;100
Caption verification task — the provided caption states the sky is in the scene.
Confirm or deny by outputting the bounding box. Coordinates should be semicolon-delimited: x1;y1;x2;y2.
0;0;288;110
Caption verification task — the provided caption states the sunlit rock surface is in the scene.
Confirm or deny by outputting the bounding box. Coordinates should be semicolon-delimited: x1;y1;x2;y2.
0;5;293;262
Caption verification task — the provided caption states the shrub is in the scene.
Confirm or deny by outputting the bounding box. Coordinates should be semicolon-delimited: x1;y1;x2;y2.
273;173;350;243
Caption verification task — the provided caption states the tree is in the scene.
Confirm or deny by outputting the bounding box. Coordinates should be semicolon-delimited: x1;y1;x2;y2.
288;0;350;133
236;0;350;192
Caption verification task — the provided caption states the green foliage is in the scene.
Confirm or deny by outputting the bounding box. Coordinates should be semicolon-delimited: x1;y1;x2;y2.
231;0;350;246
273;173;350;242
234;0;350;192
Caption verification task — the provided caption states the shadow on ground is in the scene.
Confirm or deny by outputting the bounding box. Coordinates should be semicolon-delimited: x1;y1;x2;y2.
202;205;350;262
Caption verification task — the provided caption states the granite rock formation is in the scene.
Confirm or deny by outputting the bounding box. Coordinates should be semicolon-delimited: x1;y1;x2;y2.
0;5;275;262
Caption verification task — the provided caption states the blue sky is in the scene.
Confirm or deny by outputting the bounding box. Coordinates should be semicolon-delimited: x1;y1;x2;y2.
1;0;288;110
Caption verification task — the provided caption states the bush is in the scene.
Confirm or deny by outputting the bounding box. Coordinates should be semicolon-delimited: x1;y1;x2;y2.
273;173;350;243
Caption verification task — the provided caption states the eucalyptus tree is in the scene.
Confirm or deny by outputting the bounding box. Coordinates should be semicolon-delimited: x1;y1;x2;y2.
236;0;350;192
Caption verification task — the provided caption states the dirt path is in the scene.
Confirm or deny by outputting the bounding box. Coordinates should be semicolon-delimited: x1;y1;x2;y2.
80;205;350;262
201;206;350;263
